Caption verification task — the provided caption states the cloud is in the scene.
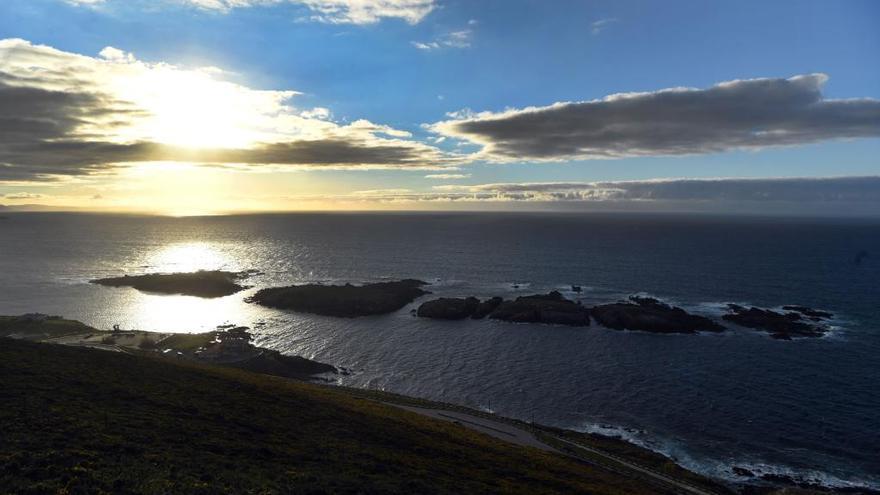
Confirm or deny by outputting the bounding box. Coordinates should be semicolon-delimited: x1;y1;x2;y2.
65;0;435;24
590;17;617;35
412;29;472;50
424;173;470;179
431;74;880;162
2;192;43;200
0;39;454;182
426;176;880;202
300;107;331;119
313;176;880;214
353;188;412;195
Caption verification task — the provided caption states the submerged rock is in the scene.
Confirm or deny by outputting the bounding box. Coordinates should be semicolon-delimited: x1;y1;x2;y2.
723;304;827;339
489;291;590;326
591;296;724;334
91;270;251;298
247;279;429;317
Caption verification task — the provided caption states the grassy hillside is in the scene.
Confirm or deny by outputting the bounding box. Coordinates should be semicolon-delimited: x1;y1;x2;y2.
0;315;97;340
0;339;667;494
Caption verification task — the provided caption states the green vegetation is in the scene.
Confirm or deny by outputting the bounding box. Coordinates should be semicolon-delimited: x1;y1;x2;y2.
0;338;666;494
548;430;732;494
0;314;97;340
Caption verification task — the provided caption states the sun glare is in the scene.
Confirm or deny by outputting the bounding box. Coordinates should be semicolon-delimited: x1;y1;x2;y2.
108;63;294;150
149;242;230;273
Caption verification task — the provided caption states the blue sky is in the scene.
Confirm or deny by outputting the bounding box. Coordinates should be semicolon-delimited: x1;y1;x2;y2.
0;0;878;214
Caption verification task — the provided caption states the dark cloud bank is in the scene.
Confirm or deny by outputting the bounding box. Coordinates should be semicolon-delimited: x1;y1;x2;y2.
434;74;880;160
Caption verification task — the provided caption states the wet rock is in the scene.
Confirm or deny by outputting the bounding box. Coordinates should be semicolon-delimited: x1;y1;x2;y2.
591;296;724;334
247;279;429;317
723;304;827;339
732;466;756;477
472;296;503;319
417;297;481;320
781;305;833;320
489;291;590;327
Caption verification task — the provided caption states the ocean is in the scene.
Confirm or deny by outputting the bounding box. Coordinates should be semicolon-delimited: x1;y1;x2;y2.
1;211;878;489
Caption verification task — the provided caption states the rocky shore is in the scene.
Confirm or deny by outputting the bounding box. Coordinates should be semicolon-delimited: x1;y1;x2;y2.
247;279;429;317
91;270;257;298
0;314;337;380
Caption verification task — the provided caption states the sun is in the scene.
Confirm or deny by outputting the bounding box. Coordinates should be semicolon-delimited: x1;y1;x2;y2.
107;62;294;150
133;70;256;149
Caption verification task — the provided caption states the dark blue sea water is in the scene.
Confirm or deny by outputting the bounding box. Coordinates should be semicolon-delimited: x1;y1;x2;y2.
1;212;878;489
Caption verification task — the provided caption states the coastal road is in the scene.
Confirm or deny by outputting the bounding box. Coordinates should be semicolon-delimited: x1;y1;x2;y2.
391;404;719;495
394;404;560;453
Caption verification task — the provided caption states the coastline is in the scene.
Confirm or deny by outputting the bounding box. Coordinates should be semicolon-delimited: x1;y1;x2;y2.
3;314;877;494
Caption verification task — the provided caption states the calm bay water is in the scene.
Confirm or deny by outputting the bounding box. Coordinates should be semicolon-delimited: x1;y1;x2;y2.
1;212;878;489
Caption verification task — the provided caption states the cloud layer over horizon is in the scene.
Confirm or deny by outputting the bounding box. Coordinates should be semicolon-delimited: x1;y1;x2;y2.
432;74;880;161
273;176;874;215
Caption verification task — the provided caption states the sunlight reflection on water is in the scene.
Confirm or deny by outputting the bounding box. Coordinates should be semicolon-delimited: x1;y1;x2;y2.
99;241;272;333
144;242;232;273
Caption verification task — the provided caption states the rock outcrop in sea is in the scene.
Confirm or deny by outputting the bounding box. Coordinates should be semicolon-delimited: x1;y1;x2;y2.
418;291;591;326
591;296;725;334
91;270;256;298
723;304;831;339
416;297;481;319
489;291;591;326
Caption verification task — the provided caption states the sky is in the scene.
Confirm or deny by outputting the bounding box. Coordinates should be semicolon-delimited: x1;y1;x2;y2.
0;0;878;215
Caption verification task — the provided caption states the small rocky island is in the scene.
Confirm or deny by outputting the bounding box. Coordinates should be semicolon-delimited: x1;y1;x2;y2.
723;304;831;339
415;291;833;339
417;293;722;332
91;270;256;298
247;279;430;317
591;296;725;334
416;296;502;320
490;292;591;326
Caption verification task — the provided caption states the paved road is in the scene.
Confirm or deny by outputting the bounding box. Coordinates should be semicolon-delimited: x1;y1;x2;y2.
394;404;560;453
391;404;718;495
